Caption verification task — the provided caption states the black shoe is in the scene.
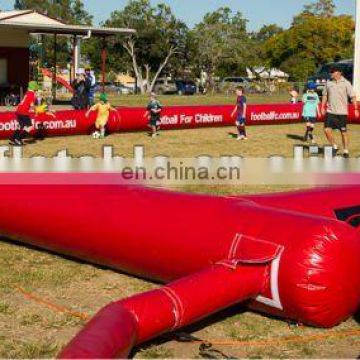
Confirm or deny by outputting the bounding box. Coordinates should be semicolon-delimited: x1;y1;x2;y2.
343;151;350;159
332;147;339;156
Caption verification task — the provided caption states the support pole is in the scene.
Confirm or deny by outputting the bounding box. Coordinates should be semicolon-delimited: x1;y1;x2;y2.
354;0;360;96
52;33;57;102
101;36;107;93
74;36;81;77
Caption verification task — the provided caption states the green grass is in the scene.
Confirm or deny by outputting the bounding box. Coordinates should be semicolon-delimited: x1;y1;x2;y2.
106;93;289;107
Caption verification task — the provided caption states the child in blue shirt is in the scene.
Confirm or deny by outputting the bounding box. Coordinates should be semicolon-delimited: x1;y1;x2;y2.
231;87;248;140
302;83;321;143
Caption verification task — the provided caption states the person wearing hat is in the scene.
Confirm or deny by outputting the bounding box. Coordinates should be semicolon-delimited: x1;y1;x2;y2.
144;92;162;138
10;81;38;146
321;64;359;157
86;93;117;139
302;82;321;143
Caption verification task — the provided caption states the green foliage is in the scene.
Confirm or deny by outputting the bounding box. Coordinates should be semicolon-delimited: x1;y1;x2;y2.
190;7;259;80
14;0;356;84
303;0;335;17
105;0;187;72
14;0;93;72
14;0;92;25
263;0;354;81
254;24;284;42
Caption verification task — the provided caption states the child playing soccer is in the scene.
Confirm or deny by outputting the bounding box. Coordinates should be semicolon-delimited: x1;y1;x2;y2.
302;83;321;143
231;86;248;140
10;81;38;146
86;93;117;139
144;92;162;138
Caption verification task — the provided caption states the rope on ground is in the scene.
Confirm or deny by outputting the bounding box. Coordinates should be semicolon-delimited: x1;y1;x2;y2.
175;328;360;348
14;286;89;321
13;286;360;354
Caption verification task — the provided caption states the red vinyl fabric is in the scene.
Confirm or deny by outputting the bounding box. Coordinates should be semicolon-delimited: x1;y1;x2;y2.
0;103;358;139
0;184;358;358
59;263;267;358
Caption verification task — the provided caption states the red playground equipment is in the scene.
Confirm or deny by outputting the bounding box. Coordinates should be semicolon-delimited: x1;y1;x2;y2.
41;68;74;93
0;183;359;358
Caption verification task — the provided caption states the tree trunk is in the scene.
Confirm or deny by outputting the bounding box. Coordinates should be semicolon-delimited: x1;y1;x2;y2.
148;46;177;93
123;39;177;94
123;38;146;94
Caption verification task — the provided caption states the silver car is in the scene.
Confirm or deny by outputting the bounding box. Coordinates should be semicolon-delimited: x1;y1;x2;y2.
153;78;177;95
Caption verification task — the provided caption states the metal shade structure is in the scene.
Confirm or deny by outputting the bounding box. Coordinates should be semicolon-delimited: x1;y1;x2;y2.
0;10;136;97
0;21;135;37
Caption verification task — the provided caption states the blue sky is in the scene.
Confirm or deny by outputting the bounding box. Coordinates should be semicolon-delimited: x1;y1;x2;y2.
0;0;355;30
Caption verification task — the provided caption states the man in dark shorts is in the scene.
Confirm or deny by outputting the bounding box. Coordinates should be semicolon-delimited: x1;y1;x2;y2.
10;81;38;146
322;65;359;157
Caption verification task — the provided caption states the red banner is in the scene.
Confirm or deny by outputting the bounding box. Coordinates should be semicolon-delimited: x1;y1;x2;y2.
0;103;357;140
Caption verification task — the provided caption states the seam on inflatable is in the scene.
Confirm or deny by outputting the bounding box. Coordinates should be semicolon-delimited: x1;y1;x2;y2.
160;287;184;330
216;260;238;270
255;246;284;310
228;233;242;259
126;307;140;324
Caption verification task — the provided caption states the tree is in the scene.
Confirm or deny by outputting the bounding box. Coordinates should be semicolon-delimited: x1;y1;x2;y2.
15;0;92;69
303;0;335;17
293;0;335;25
103;0;187;93
191;7;256;86
254;24;283;42
263;2;354;81
14;0;92;25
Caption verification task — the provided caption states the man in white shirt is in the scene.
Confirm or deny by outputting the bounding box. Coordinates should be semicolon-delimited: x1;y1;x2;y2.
322;65;359;158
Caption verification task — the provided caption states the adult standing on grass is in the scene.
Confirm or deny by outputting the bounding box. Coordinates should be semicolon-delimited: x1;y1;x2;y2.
85;67;96;107
71;74;88;110
322;65;359;158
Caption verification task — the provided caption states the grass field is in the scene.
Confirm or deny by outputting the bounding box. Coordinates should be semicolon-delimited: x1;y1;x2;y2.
0;94;359;359
106;93;290;107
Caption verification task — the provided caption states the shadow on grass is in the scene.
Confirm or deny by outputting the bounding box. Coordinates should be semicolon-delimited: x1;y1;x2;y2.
132;303;247;358
0;236;162;285
286;134;305;142
354;308;360;325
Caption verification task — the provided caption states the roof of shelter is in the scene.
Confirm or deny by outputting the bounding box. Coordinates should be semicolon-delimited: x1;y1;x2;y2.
0;10;135;36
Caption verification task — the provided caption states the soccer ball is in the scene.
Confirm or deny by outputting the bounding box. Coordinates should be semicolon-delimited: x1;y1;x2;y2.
92;131;100;139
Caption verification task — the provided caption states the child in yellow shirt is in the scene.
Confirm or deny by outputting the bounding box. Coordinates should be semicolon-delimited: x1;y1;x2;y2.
86;93;117;139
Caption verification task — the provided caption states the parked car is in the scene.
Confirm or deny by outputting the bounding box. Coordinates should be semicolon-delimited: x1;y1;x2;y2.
175;80;197;95
153;78;177;95
219;77;251;93
306;59;353;96
94;82;133;95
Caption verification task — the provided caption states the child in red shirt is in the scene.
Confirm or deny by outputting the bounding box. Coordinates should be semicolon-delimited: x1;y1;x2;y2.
10;81;38;146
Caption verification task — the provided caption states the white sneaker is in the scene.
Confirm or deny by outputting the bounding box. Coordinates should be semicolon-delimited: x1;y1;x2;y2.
237;135;244;140
151;133;157;138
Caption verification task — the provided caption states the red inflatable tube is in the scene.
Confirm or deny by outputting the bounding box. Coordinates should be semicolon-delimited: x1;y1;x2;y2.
0;103;357;140
0;183;359;358
60;263;267;358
